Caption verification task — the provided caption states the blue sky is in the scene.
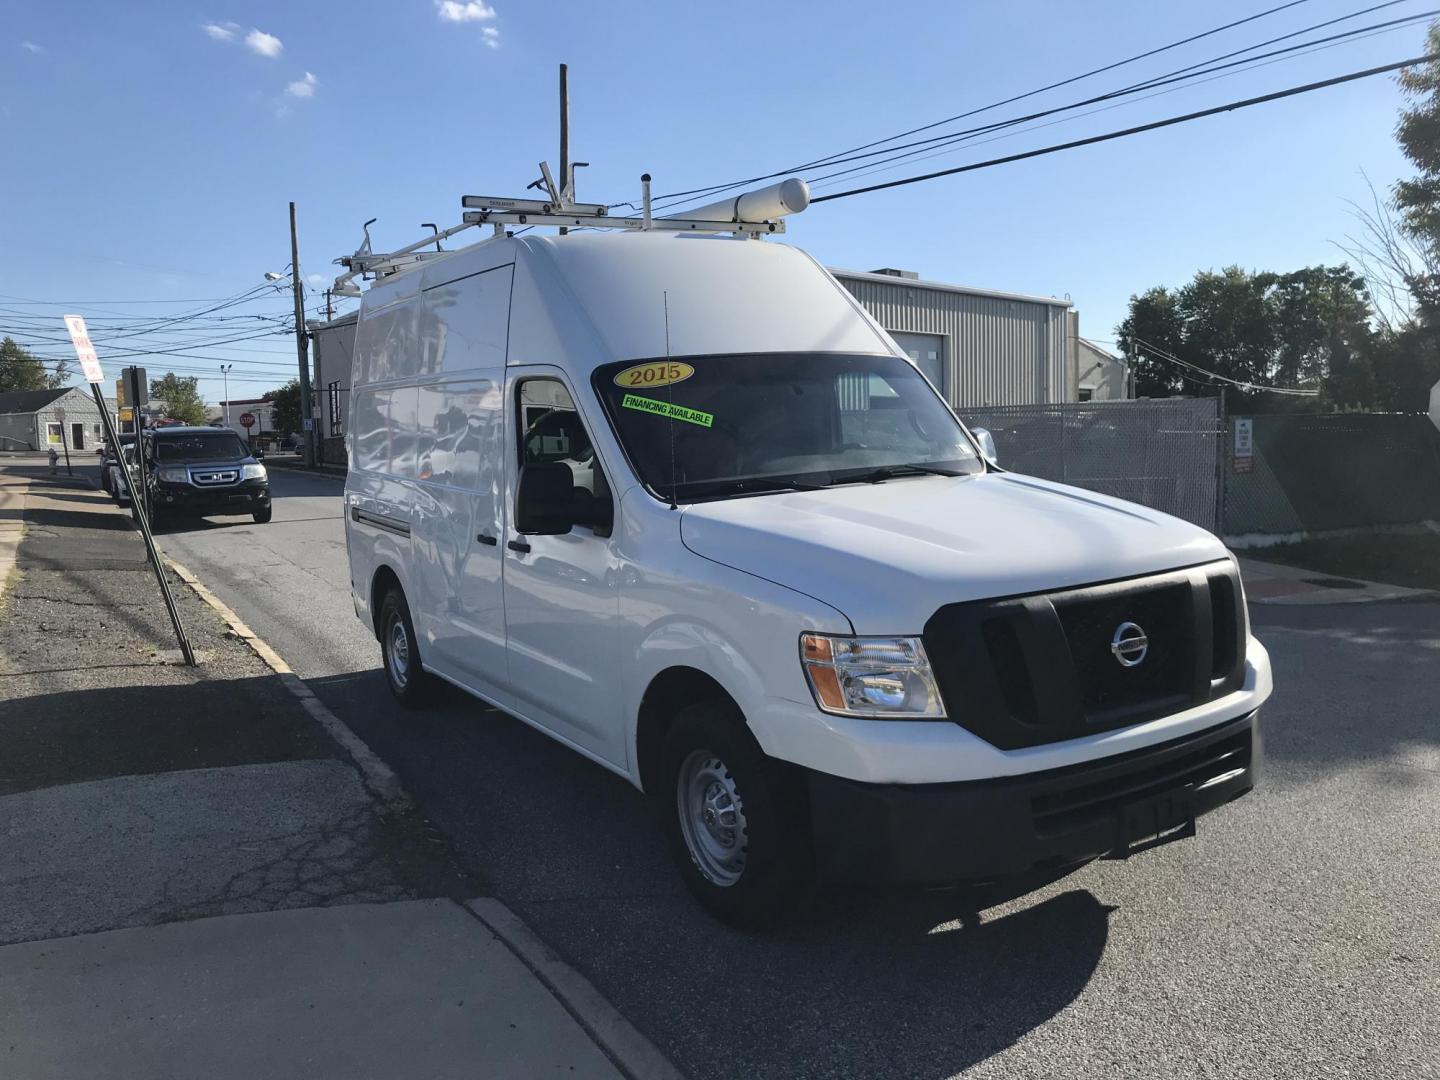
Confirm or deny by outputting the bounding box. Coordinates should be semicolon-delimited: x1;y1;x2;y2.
0;0;1429;404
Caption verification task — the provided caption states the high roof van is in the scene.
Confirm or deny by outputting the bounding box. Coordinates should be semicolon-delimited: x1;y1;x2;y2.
343;228;1271;927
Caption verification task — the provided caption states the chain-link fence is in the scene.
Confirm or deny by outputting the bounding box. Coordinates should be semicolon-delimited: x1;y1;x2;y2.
958;399;1223;531
1223;413;1440;536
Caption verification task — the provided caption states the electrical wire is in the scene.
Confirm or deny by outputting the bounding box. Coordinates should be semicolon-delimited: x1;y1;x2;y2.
809;53;1436;204
1129;336;1321;394
802;8;1435;191
637;0;1331;210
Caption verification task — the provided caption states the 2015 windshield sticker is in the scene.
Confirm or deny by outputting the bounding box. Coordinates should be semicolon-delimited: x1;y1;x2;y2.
621;393;713;428
613;361;694;389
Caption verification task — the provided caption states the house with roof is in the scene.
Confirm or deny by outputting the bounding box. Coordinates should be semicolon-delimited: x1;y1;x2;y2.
0;386;112;453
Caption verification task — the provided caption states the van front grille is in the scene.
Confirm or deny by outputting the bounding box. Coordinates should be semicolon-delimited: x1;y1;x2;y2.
924;562;1247;750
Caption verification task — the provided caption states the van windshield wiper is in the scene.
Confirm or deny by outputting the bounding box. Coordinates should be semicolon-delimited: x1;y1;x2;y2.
679;475;826;499
838;463;966;485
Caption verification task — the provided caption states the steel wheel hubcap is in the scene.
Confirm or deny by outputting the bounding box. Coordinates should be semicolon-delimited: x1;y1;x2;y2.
677;749;748;887
387;616;410;689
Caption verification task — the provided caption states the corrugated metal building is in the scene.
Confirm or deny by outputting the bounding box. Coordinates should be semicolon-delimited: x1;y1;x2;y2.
831;267;1075;408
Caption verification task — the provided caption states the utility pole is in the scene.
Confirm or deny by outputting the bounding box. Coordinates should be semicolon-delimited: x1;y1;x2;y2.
289;201;315;467
220;363;232;429
324;289;334;322
558;62;569;235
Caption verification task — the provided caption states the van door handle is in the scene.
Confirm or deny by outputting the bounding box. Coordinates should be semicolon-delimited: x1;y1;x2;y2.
477;532;497;546
507;539;531;553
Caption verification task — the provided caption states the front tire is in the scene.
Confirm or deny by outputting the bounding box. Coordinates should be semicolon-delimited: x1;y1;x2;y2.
252;504;273;524
378;588;440;707
660;700;812;929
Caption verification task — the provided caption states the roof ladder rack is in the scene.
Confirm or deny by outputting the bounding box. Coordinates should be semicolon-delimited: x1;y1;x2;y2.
331;168;809;298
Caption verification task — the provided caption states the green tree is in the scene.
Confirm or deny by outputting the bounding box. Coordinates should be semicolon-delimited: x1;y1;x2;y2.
264;379;302;434
0;337;64;393
1116;266;1376;411
149;372;210;426
1394;25;1440;283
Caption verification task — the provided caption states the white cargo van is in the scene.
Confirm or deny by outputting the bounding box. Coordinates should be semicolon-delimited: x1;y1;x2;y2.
343;222;1271;926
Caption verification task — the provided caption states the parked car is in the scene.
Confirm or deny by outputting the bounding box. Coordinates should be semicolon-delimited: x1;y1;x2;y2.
107;444;137;505
99;434;136;496
343;229;1272;927
139;426;271;528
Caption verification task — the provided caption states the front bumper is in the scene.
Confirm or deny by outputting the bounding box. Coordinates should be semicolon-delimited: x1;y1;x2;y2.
807;710;1259;884
153;478;270;514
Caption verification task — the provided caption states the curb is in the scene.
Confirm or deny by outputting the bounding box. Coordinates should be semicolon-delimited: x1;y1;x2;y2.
162;557;409;808
159;554;686;1080
465;898;685;1080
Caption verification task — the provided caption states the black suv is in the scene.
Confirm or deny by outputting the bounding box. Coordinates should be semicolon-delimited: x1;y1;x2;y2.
140;426;272;527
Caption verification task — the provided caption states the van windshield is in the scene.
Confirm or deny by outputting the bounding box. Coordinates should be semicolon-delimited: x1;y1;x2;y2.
593;352;982;501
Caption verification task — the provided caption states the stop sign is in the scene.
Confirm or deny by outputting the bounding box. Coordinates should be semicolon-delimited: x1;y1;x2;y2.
238;411;256;429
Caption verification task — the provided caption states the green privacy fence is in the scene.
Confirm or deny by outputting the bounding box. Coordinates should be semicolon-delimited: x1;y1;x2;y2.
1223;414;1440;536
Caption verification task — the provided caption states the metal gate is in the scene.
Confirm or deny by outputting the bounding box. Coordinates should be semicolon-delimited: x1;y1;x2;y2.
958;398;1223;532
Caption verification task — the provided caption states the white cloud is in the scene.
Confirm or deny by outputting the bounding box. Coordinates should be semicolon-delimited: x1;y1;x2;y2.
201;22;238;41
436;0;496;24
19;41;44;54
307;274;327;288
285;71;317;99
244;28;283;58
482;26;500;48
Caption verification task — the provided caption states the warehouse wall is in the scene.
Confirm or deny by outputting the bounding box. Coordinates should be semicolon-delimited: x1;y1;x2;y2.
834;271;1073;408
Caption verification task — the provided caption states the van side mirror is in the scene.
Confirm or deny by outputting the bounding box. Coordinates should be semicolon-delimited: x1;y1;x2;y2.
971;426;998;466
515;461;614;536
515;462;575;533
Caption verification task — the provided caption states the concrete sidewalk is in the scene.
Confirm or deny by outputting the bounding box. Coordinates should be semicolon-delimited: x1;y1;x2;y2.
1239;555;1439;605
0;463;671;1079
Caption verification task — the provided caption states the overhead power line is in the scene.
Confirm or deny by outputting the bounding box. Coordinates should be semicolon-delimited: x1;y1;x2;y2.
641;0;1328;210
811;53;1437;204
802;5;1435;191
1130;336;1321;395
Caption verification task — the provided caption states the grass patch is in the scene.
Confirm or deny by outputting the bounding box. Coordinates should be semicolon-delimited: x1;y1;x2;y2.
1250;531;1440;592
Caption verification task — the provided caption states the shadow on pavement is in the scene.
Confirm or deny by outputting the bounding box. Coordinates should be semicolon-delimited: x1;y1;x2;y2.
1251;604;1440;779
309;666;1112;1079
18;505;135;531
0;676;335;798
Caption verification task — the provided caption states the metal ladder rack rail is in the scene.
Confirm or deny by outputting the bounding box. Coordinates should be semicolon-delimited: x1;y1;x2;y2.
332;173;806;297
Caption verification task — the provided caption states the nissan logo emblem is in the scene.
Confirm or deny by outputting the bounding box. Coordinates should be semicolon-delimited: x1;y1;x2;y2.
1110;621;1149;667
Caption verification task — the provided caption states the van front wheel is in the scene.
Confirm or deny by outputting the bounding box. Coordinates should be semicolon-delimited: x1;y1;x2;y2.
660;701;811;929
379;588;440;707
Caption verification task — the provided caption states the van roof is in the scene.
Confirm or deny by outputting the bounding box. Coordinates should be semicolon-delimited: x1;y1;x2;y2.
355;230;894;383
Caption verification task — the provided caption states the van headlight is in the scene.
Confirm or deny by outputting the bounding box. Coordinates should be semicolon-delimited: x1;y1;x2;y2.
799;633;946;719
155;466;188;483
241;463;267;480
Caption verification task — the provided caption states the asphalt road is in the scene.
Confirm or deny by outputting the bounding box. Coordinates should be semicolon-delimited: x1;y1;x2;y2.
150;466;1440;1080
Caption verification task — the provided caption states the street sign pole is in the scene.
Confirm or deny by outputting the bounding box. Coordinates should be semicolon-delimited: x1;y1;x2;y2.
125;367;149;518
55;406;72;476
64;317;195;667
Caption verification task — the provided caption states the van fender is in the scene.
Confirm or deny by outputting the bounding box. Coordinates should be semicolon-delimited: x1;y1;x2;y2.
626;616;787;762
362;542;417;638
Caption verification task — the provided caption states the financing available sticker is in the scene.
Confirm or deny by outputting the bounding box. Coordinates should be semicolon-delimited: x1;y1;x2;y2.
621;393;713;428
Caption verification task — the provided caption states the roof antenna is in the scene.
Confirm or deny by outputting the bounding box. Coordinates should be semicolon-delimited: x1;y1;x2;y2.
664;290;677;511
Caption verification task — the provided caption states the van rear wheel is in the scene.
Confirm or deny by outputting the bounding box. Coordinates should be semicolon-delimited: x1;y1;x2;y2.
379;588;441;707
660;700;812;929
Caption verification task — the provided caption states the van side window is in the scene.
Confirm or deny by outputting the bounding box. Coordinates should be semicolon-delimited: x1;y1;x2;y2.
515;378;612;536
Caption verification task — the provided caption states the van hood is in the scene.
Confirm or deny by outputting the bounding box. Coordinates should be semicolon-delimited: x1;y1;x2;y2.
678;472;1229;634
